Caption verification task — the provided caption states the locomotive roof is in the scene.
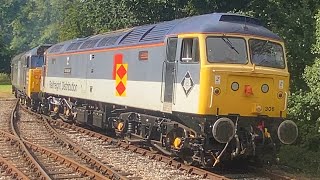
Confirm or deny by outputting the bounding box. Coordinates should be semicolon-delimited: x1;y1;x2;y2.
11;44;52;63
47;13;282;55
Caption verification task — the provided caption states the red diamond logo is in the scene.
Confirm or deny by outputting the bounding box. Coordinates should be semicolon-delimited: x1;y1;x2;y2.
117;65;127;79
116;81;126;95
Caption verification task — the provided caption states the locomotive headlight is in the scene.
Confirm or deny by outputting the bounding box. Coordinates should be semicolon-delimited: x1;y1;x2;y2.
231;82;239;91
261;84;269;93
212;117;235;143
277;91;283;99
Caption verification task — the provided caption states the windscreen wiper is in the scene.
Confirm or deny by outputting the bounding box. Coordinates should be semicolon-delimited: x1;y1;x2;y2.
221;37;239;54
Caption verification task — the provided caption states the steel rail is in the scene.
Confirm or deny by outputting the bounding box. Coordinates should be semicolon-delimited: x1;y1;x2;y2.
0;152;29;180
23;139;108;180
0;98;16;101
0;130;48;179
0;126;109;180
20;105;129;180
10;100;52;179
12;101;113;180
48;119;229;180
48;118;296;180
21;102;295;180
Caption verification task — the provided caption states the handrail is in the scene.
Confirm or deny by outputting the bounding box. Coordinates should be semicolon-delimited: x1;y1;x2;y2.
209;86;214;108
173;61;178;105
160;61;166;103
283;91;288;111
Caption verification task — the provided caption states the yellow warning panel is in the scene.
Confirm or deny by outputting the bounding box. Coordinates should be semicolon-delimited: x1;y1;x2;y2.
115;64;128;97
27;69;42;98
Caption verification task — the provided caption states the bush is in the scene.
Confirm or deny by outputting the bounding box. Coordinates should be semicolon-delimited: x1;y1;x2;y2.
278;146;320;176
284;58;320;176
0;73;11;85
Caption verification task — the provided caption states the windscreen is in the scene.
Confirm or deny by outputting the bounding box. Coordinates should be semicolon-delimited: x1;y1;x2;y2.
206;37;247;64
249;39;285;69
31;56;44;68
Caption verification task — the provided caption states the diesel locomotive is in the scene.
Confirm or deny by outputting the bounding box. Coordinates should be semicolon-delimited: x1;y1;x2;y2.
11;13;298;167
11;44;52;104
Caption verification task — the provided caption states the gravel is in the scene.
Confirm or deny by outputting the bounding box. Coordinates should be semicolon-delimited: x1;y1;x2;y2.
16;108;98;180
55;127;208;180
0;100;15;133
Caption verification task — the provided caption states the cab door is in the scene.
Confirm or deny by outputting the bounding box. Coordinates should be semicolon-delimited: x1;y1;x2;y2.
172;37;200;114
162;37;178;113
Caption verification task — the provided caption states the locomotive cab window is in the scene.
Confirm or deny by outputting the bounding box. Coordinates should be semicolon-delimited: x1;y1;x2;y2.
31;55;44;68
206;37;247;64
181;38;199;63
249;39;285;69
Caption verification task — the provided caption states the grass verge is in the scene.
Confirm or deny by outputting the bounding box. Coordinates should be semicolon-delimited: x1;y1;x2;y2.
0;85;13;98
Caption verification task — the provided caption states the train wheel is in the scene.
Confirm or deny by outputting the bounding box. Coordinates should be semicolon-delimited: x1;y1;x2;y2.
182;155;193;165
149;146;159;154
166;127;195;165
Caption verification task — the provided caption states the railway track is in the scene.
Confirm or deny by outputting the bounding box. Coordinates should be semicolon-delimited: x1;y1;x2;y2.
21;105;210;180
0;99;42;179
20;106;294;180
0;98;126;179
0;99;16;133
48;119;295;180
17;103;130;179
0;98;297;180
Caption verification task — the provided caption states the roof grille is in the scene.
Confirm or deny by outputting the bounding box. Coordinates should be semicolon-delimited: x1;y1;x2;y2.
219;15;262;26
66;42;83;51
119;25;155;45
49;44;64;53
80;39;101;49
140;19;183;42
97;35;122;47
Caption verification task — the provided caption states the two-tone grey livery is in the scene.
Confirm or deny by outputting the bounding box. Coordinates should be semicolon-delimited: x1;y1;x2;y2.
36;13;298;167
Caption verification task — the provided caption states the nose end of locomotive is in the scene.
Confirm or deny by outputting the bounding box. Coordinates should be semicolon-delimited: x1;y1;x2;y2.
212;117;235;143
277;120;298;145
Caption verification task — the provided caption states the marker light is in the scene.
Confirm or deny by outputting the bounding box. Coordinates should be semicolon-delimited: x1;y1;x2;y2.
261;84;269;93
214;87;221;95
231;82;239;91
277;91;283;99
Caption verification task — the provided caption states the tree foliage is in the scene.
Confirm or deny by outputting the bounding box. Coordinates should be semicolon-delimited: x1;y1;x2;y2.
0;34;12;73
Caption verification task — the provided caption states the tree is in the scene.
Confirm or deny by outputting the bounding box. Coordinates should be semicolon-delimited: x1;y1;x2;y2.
0;33;12;73
246;0;319;92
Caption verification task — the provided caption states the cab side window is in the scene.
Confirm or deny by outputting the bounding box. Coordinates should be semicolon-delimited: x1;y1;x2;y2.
181;38;199;63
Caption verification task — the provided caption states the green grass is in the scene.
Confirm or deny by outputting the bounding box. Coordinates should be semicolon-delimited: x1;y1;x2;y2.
0;85;13;98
